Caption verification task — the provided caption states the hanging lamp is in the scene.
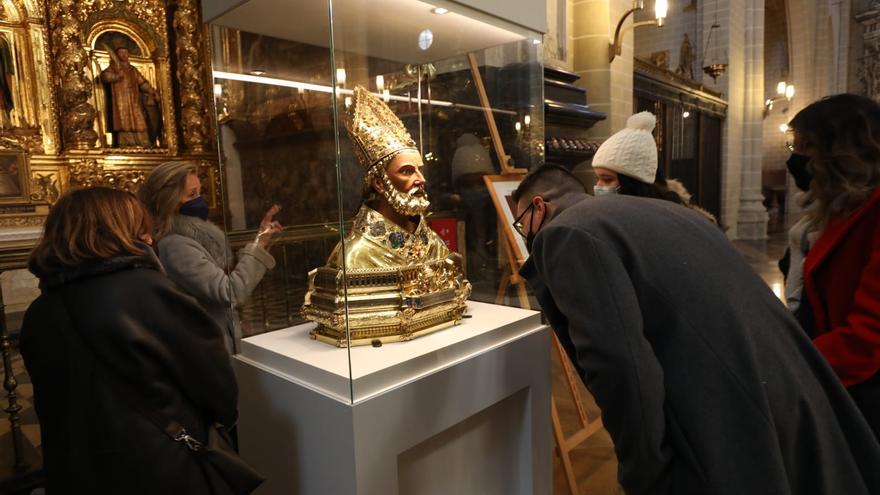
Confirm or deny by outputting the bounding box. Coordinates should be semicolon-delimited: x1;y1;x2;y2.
701;0;728;82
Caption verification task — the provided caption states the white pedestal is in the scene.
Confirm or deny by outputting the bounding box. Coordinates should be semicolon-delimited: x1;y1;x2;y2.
235;301;552;495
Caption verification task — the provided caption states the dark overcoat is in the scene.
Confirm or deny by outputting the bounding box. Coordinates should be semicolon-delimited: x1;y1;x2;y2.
520;195;880;495
20;249;238;494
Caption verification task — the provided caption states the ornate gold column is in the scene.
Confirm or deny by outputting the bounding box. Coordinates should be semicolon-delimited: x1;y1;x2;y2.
173;0;211;153
47;0;98;150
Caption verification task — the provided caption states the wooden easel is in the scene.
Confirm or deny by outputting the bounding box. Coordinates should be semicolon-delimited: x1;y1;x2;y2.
495;239;530;308
468;52;602;495
551;335;606;495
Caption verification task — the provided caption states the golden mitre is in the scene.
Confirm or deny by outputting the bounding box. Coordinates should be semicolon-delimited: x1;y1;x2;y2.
346;86;418;171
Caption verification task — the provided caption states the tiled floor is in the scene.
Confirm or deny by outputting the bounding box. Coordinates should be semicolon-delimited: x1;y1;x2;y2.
0;232;790;494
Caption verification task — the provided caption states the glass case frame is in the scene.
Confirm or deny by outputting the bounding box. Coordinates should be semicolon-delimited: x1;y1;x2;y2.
207;0;545;403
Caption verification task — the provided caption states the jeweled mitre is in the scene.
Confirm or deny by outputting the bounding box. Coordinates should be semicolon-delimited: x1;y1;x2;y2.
345;86;418;171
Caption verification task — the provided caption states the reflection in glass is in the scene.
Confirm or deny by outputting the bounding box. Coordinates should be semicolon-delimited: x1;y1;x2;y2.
209;1;543;338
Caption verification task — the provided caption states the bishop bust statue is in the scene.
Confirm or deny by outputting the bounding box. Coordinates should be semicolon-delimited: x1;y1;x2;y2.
302;86;471;347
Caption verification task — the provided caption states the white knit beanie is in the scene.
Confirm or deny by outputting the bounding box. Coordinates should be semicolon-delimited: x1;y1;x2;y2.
591;112;658;184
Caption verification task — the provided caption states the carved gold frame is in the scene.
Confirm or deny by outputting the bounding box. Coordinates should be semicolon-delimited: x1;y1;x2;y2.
0;0;55;154
85;19;178;155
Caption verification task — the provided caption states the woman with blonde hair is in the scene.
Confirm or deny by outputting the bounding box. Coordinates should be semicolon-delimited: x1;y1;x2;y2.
139;161;281;353
791;93;880;439
21;187;242;493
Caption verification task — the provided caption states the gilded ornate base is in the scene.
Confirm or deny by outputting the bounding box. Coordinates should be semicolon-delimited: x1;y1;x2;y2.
308;306;464;348
302;257;471;347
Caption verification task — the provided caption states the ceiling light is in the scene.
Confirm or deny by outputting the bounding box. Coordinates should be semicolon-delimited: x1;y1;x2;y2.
249;69;265;76
418;29;434;50
431;7;449;15
779;123;789;133
682;110;690;118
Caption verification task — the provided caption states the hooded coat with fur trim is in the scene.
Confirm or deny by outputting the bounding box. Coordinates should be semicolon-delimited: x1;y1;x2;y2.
158;214;275;353
21;249;237;494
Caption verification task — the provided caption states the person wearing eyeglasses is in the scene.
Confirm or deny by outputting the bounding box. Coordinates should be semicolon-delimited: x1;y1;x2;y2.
513;165;880;495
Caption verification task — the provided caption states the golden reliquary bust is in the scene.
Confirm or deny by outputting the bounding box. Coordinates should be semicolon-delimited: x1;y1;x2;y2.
302;86;471;347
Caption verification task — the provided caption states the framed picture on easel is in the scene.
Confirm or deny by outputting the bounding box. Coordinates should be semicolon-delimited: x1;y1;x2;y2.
483;174;529;265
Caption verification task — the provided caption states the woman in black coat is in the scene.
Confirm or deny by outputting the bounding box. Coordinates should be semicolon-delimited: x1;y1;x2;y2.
21;187;239;494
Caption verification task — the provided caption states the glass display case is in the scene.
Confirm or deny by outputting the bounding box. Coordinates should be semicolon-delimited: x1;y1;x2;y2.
208;0;545;402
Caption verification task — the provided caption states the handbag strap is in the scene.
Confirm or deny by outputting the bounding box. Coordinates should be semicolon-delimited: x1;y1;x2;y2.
55;288;206;452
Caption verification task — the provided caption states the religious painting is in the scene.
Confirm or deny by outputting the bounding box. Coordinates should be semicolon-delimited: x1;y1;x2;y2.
89;29;164;149
483;174;528;265
0;31;15;130
0;150;30;204
0;21;43;134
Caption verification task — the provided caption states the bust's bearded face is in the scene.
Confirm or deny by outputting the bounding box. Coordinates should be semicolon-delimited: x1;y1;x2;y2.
372;151;429;216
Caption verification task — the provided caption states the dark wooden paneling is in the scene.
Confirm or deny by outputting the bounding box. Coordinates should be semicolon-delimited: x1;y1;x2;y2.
634;70;725;224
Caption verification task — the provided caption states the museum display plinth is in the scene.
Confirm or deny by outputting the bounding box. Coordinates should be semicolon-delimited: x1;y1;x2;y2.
234;301;552;495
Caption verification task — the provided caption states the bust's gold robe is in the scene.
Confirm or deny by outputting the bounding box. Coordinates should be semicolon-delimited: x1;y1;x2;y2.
303;205;470;346
326;205;450;270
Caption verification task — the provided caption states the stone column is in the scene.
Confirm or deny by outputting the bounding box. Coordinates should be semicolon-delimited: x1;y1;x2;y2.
828;0;850;93
572;0;634;139
736;0;769;239
703;0;767;238
47;0;98;150
174;0;212;152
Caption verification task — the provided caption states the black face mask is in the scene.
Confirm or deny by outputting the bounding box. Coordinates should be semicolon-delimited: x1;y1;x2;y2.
525;209;546;254
786;153;812;192
179;196;209;220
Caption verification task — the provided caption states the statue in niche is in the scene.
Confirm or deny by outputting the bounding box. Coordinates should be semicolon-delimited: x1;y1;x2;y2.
676;33;696;80
98;35;161;148
0;32;15;129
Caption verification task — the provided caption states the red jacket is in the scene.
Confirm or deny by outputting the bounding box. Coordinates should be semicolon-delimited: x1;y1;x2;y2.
804;186;880;387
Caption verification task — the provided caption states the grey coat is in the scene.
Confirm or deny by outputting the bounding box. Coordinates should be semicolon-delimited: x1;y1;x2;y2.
158;214;275;353
520;195;880;495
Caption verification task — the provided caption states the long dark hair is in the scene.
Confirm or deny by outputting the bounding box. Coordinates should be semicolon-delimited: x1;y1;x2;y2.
789;94;880;227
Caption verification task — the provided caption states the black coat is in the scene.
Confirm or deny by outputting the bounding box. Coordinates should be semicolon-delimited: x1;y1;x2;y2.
21;249;238;494
520;195;880;495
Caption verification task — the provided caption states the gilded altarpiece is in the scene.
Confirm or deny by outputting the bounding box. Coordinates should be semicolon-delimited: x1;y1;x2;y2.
0;0;220;240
